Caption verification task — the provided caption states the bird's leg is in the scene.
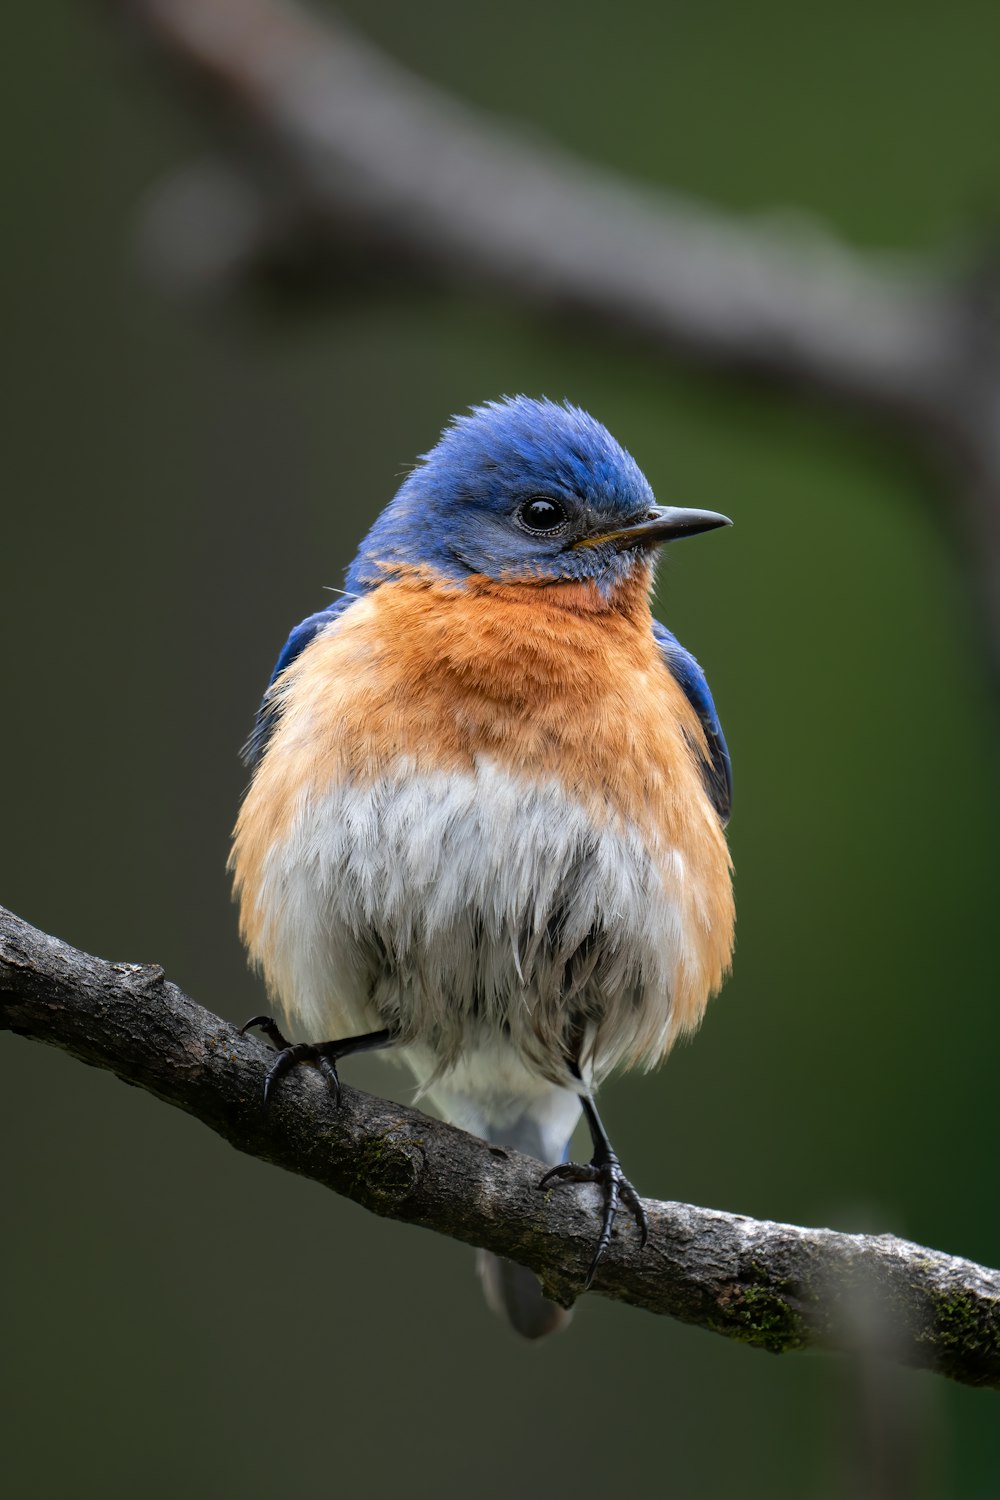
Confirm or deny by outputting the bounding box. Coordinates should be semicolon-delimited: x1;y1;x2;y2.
239;1015;395;1107
537;1091;648;1289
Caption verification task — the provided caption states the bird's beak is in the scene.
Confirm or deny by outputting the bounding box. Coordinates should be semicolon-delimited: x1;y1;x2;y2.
574;505;733;553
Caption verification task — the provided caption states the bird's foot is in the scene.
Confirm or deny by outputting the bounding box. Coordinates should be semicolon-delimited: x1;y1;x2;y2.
537;1148;648;1289
239;1014;343;1106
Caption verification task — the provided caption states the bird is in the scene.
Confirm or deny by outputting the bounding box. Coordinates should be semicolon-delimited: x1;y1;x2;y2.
230;395;735;1339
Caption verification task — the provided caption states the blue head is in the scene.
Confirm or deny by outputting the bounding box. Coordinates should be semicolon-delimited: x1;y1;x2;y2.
345;396;729;594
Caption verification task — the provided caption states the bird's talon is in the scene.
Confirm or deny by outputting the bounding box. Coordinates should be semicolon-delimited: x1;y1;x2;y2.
317;1053;342;1105
243;1025;391;1107
255;1039;343;1107
240;1013;292;1051
536;1154;646;1282
537;1162;589;1190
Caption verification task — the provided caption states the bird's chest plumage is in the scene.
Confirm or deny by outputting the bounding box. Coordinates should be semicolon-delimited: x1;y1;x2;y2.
231;573;733;1084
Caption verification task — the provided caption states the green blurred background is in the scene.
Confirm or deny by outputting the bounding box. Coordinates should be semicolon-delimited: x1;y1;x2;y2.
3;2;999;1496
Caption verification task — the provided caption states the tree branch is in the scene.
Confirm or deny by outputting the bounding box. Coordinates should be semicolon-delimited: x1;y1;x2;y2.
2;902;998;1386
131;0;950;417
118;0;1000;662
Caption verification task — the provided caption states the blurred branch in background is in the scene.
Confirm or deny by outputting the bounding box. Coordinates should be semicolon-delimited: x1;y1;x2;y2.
3;903;999;1388
123;0;1000;665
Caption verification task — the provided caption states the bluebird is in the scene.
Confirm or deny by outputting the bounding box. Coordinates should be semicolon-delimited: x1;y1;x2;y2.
231;396;734;1338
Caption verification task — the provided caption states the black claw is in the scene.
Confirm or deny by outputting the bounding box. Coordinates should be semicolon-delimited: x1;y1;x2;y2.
240;1014;291;1051
316;1053;342;1106
259;1041;341;1108
538;1163;574;1191
239;1013;341;1107
620;1184;649;1249
239;1019;394;1108
537;1153;646;1286
261;1044;303;1106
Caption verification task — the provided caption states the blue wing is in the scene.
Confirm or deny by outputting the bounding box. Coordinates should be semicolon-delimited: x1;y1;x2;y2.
653;620;732;826
243;596;353;767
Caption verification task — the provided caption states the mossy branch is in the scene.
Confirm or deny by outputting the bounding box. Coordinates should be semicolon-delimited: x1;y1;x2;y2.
2;903;999;1386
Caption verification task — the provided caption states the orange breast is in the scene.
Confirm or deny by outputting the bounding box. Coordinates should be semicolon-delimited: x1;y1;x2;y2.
232;565;734;1036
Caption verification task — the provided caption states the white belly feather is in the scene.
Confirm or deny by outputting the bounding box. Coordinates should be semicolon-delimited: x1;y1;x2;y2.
255;755;692;1102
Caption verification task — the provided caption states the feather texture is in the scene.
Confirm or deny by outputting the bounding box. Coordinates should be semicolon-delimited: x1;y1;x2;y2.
231;568;733;1090
230;397;736;1339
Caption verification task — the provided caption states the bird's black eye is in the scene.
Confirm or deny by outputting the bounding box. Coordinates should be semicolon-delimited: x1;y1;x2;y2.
517;497;568;535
